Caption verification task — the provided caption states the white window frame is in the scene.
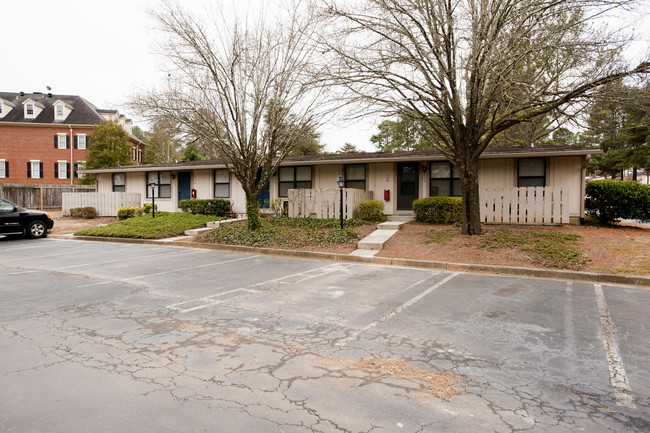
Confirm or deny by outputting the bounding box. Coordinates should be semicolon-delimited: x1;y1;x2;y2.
58;161;68;179
56;105;64;117
30;160;41;179
26;103;34;116
75;161;86;179
77;134;87;150
0;159;6;178
57;133;68;149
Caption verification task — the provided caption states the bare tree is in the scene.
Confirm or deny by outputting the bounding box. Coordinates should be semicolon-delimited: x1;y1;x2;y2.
132;1;333;229
323;0;649;235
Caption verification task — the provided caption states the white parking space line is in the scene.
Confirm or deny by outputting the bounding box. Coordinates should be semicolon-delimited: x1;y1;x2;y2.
124;255;259;281
594;284;636;409
0;245;129;262
336;272;455;347
563;282;578;379
167;263;352;313
52;249;204;271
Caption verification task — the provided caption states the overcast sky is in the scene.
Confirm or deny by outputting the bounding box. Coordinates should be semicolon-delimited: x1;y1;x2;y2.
2;0;648;152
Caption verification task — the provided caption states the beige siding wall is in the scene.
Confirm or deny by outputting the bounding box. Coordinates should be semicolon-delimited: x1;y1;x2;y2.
548;156;583;217
96;173;112;194
367;162;394;213
230;177;247;213
313;164;342;189
479;159;515;189
193;170;213;200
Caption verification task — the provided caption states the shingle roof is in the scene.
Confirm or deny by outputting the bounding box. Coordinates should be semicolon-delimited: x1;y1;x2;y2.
0;92;105;125
83;145;601;174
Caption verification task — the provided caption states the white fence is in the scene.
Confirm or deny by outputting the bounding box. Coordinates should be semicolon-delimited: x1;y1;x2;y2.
63;192;142;217
288;188;373;219
481;187;569;225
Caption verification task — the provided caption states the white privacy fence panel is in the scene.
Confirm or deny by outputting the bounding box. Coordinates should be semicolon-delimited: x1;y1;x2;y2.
288;188;373;219
481;187;569;225
63;192;141;217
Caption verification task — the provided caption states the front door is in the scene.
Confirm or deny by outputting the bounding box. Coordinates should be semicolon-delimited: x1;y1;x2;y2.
178;172;191;202
397;163;419;210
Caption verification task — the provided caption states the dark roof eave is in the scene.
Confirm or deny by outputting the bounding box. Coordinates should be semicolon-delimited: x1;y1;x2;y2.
81;146;601;174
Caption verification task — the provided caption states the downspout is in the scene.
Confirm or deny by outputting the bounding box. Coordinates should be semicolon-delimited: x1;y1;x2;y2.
69;125;73;186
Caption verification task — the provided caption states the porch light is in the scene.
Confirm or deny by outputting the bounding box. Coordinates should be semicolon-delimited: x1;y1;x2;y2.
422;165;427;173
149;179;157;219
337;175;344;229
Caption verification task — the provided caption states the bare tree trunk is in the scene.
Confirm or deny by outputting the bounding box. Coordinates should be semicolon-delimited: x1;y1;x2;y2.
458;156;482;235
245;196;261;231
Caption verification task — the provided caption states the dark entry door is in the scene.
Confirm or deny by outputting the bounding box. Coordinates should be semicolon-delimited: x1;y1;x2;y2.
397;163;419;210
255;171;270;208
178;172;191;202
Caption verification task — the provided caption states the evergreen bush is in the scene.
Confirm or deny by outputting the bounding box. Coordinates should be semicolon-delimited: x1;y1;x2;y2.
178;199;231;216
585;180;650;224
413;196;463;224
359;200;385;221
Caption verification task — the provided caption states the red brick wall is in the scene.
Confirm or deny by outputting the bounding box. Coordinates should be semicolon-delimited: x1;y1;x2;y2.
0;124;144;185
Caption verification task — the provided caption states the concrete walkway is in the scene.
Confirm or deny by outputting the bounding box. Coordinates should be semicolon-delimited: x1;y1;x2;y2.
350;217;413;257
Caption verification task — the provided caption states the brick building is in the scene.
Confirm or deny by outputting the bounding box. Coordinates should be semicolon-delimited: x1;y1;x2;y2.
0;91;145;185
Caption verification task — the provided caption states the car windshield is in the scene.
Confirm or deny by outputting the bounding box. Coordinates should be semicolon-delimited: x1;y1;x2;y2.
0;200;15;212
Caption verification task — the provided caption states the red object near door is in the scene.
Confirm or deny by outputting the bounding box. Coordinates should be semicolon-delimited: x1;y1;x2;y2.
384;189;390;201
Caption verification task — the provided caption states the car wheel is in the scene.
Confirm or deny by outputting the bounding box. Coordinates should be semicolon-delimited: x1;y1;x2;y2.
27;220;47;239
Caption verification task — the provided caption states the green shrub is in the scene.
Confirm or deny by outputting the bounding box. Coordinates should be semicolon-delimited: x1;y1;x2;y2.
118;206;140;220
81;207;97;219
179;199;231;216
142;202;157;215
359;200;385;221
585;180;650;224
413;196;463;224
69;207;83;218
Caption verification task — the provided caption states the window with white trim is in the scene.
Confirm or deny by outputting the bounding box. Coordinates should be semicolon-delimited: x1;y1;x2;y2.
0;159;7;178
74;161;85;179
55;161;68;179
28;160;42;179
146;172;172;198
56;105;63;117
57;133;68;149
77;134;87;150
26;103;33;116
132;147;137;161
213;169;230;198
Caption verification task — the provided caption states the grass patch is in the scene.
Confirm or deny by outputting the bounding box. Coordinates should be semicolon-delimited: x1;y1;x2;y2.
202;217;367;248
425;227;458;245
477;227;585;270
75;212;216;239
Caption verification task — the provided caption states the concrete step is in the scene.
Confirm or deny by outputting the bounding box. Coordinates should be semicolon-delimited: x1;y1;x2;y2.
184;227;215;236
377;221;407;230
387;214;414;222
357;229;398;250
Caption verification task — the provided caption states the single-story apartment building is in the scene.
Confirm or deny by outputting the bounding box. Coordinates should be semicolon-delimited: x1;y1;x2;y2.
82;145;600;224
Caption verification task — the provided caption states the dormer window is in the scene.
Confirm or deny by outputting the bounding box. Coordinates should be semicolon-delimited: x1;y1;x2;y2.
0;98;16;119
53;100;73;121
23;99;44;119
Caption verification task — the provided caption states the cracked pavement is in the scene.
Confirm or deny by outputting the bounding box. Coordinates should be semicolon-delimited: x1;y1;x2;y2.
0;237;648;432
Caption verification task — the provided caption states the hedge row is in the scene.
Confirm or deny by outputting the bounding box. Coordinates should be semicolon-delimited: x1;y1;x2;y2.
179;199;231;216
359;200;385;221
69;207;98;219
585;180;650;224
413;196;463;224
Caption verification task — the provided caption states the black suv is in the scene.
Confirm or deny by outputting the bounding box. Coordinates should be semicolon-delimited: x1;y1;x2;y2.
0;198;54;239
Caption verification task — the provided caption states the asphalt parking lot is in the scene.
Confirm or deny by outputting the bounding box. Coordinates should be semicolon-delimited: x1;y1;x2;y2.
0;237;648;432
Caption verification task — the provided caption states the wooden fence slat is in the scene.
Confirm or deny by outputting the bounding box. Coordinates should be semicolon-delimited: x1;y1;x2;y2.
483;186;567;226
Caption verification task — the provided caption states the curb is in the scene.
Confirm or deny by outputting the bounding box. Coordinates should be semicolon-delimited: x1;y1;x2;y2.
52;234;650;288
